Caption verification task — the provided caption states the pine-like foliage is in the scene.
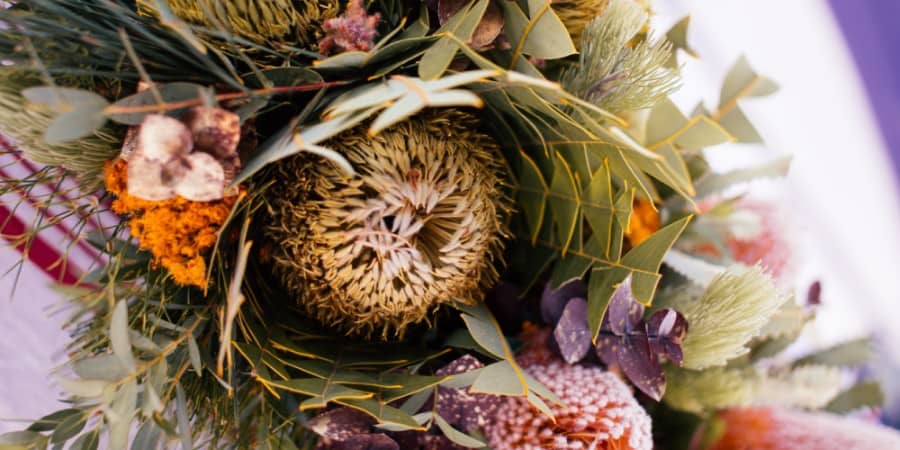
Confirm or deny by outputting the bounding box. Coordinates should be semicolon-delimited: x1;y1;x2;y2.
561;0;679;112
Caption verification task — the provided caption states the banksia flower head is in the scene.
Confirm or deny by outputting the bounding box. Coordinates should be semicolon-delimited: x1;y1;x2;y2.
485;329;653;450
263;111;510;339
138;0;340;48
703;407;900;450
0;70;120;190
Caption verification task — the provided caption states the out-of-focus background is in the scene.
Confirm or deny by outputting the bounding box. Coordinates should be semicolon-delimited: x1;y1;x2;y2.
2;0;900;433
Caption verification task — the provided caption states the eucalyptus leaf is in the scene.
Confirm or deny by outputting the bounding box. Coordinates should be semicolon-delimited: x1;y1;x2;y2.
109;301;136;373
433;415;486;448
107;82;207;125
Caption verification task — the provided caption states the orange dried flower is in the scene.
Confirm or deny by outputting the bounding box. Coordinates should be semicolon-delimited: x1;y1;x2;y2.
625;198;659;246
104;159;239;288
704;407;900;450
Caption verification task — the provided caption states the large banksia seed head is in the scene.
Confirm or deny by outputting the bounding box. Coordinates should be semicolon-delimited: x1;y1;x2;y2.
0;70;121;191
704;407;900;450
263;111;511;339
485;333;653;450
138;0;340;48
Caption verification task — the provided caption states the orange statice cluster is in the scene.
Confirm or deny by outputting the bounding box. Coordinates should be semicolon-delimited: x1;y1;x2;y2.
104;159;239;288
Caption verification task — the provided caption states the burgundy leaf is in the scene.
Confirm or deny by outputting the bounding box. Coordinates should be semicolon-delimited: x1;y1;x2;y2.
435;355;501;432
552;298;592;364
541;280;586;325
617;328;666;401
647;309;688;366
807;280;822;306
603;275;644;335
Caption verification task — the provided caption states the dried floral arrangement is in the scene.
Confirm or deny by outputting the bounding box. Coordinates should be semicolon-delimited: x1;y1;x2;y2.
0;0;897;449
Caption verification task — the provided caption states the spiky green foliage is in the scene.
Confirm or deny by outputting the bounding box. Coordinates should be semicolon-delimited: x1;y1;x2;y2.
0;0;248;87
661;265;790;369
561;0;679;112
137;0;341;48
0;70;122;190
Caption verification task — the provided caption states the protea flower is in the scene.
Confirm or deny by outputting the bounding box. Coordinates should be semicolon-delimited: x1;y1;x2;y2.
262;111;510;339
484;328;653;450
137;0;340;48
702;407;900;450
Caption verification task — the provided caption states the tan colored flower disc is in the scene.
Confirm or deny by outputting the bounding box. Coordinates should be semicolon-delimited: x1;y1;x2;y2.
262;111;510;339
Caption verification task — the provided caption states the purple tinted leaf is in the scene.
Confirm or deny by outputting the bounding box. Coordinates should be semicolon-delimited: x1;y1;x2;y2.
617;328;666;401
807;280;822;306
647;309;688;366
553;298;592;364
595;333;619;366
317;434;400;450
603;275;644;335
541;280;587;325
435;355;502;432
309;408;374;441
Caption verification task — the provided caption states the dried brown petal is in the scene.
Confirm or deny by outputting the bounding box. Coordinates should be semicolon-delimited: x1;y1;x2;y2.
173;152;225;201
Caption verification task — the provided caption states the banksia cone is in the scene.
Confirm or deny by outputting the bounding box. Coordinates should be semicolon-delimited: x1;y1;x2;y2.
0;70;120;190
485;329;653;450
138;0;340;48
263;111;510;339
703;407;900;450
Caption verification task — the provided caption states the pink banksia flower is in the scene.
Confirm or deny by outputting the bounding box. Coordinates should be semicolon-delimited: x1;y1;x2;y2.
702;407;900;450
318;0;381;55
485;328;653;450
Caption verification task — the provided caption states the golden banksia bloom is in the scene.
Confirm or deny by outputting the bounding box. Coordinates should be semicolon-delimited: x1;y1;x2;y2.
553;0;651;50
105;159;240;289
704;407;900;450
137;0;340;48
485;329;652;450
262;111;511;339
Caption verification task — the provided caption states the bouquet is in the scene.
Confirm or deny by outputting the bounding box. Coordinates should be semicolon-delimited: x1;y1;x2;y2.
0;0;897;449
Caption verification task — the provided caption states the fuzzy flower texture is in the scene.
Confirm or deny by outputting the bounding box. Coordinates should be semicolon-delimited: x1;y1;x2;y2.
485;329;653;450
318;0;381;55
263;111;510;339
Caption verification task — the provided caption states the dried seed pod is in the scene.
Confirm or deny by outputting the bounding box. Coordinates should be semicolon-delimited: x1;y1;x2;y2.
174;152;226;202
438;0;504;51
262;111;511;339
181;106;241;159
